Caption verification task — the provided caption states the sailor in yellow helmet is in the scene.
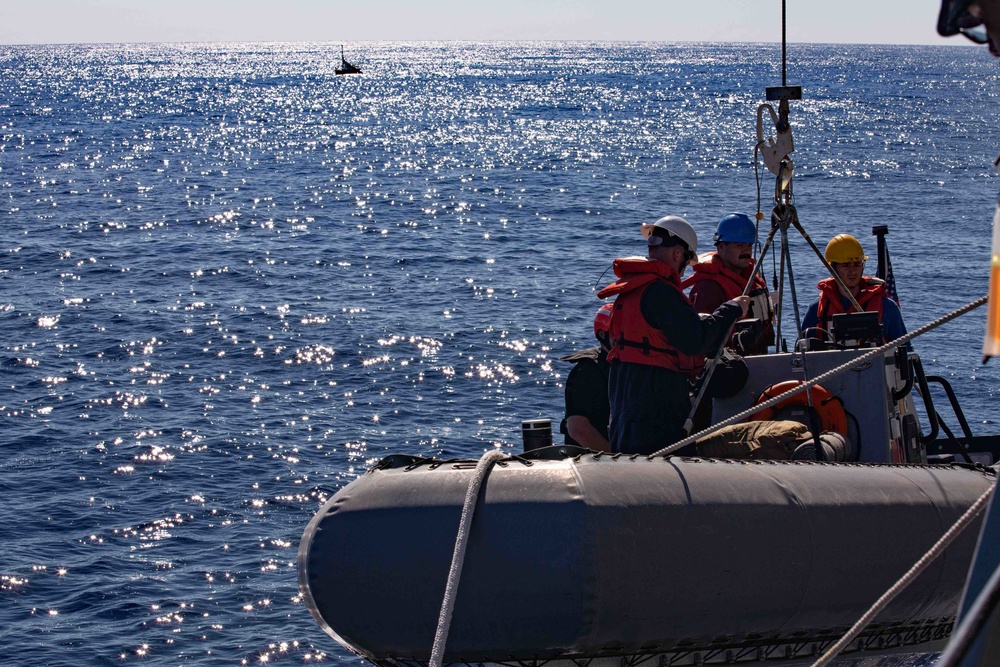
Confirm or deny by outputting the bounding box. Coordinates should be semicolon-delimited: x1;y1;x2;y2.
801;234;907;344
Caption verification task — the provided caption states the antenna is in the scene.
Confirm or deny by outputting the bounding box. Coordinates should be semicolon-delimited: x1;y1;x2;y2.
767;0;801;105
782;0;787;86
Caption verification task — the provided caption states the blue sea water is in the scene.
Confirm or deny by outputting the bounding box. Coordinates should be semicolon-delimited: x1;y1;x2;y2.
1;40;999;666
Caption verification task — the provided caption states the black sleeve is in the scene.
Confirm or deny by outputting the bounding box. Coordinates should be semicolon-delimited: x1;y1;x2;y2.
565;362;609;430
640;280;742;356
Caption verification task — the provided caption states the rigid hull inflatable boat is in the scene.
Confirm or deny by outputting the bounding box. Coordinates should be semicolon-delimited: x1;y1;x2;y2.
299;453;995;666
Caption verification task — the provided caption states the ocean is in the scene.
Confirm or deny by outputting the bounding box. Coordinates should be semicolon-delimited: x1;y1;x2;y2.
1;41;998;666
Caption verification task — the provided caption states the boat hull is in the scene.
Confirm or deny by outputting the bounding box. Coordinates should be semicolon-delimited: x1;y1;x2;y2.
299;454;995;665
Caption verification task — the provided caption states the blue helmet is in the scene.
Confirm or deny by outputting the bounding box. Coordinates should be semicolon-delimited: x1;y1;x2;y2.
713;213;756;245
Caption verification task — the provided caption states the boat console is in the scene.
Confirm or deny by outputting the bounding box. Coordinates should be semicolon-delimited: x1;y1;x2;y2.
712;347;925;464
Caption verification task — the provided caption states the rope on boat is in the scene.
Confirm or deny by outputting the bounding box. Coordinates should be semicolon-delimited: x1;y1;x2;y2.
809;482;996;667
650;294;989;458
429;448;506;667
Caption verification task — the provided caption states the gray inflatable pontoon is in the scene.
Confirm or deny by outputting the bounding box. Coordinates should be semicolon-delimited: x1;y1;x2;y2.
298;449;995;666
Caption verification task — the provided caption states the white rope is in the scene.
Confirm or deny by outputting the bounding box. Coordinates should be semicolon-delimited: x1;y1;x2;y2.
810;483;995;667
429;448;507;667
650;294;988;458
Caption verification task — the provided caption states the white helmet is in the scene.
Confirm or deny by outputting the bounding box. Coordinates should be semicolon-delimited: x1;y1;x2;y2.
640;215;698;256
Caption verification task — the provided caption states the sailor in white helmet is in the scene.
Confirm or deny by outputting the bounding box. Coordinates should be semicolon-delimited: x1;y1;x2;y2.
597;215;749;455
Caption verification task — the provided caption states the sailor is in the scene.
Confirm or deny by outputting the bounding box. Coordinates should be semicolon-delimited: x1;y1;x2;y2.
938;0;1000;56
801;234;907;344
939;0;1000;363
597;215;748;455
558;304;612;452
683;213;775;355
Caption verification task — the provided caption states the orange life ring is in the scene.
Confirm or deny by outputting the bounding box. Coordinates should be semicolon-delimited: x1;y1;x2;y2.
749;380;848;436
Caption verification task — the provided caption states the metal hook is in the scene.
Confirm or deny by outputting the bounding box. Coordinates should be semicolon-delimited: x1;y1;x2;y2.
756;103;795;178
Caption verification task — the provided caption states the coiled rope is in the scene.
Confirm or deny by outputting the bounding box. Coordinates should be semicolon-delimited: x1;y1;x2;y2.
650;294;988;458
429;448;506;667
810;482;996;667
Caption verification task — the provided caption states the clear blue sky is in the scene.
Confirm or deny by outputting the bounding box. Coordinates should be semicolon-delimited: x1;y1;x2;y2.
0;0;965;46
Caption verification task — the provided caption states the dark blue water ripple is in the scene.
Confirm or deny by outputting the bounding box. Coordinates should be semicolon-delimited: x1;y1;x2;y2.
0;41;998;666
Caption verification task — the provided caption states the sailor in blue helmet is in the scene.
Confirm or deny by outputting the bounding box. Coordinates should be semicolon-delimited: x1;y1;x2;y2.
683;213;774;356
597;215;749;456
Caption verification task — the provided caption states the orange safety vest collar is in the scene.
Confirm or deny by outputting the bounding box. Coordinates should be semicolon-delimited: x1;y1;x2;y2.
597;257;705;376
681;252;767;300
816;276;886;332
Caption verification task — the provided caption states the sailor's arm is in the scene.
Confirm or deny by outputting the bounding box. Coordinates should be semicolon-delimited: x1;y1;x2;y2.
565;416;611;452
641;282;746;355
800;301;820;337
881;298;908;343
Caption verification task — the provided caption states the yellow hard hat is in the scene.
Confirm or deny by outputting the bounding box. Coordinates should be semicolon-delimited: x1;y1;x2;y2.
824;234;868;264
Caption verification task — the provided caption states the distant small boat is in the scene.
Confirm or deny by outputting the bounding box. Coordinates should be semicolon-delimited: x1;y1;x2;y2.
335;46;361;75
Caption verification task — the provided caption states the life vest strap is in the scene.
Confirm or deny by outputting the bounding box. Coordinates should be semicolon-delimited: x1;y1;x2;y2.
614;335;679;357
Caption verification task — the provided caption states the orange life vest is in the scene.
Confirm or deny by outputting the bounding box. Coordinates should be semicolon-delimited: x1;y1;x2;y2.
681;252;767;300
682;252;774;353
749;380;848;436
816;276;886;334
597;257;705;376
